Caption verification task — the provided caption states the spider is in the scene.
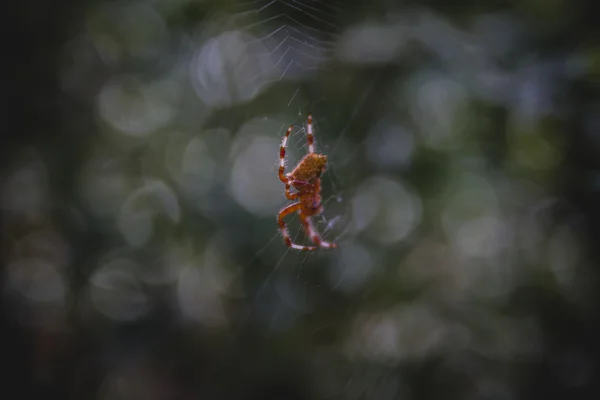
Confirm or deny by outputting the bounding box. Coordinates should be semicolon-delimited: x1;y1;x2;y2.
277;113;338;251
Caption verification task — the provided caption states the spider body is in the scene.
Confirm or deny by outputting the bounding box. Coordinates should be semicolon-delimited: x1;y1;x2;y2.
277;114;337;251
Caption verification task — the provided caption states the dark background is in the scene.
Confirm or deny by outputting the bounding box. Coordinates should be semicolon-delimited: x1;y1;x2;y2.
3;0;600;399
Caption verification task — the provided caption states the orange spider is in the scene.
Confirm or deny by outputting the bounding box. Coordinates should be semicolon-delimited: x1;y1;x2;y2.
277;113;338;251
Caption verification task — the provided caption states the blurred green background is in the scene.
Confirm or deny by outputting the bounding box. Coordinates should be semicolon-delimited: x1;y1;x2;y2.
3;0;600;398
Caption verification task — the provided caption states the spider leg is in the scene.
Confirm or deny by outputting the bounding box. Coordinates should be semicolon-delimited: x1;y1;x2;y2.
278;203;317;251
306;113;315;153
285;183;298;200
278;124;294;183
301;214;338;249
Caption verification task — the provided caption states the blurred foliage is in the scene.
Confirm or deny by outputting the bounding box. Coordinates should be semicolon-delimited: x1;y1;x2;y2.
3;0;600;399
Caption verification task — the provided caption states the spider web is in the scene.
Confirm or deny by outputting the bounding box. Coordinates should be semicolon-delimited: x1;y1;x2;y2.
213;6;381;386
244;107;352;311
227;0;343;86
210;0;357;258
239;73;380;346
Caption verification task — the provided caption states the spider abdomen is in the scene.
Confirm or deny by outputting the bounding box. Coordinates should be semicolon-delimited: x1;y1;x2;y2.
289;153;327;182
